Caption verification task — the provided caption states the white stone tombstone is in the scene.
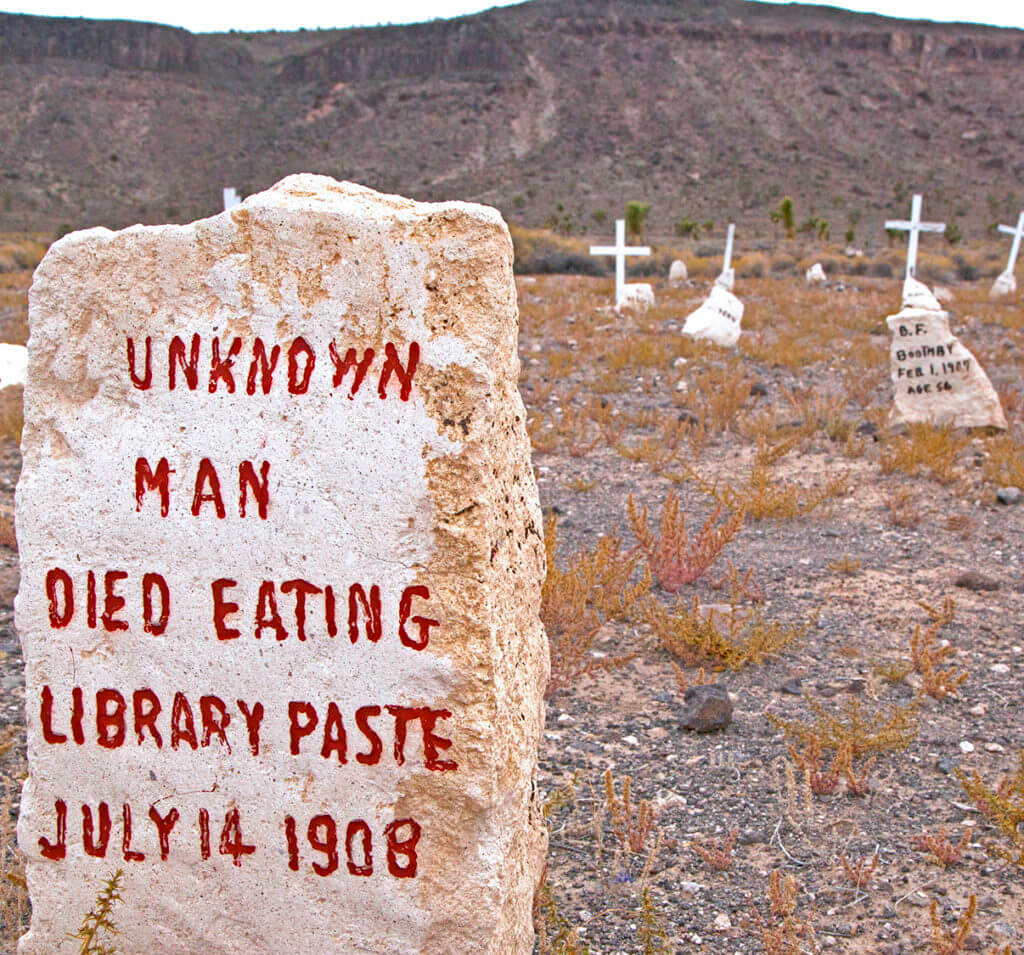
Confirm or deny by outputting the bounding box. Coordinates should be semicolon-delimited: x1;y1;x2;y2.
0;343;27;389
715;223;736;291
991;211;1024;298
668;259;689;286
902;275;942;311
805;262;827;285
885;194;945;281
589;218;651;308
222;187;241;210
886;294;1006;430
682;284;744;348
617;282;655;315
17;175;548;953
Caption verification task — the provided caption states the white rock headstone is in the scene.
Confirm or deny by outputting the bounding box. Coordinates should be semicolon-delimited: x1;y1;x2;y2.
682;284;744;348
0;343;27;389
805;262;827;285
617;282;655;315
886;294;1006;429
668;259;688;286
902;275;942;311
991;270;1017;298
17;175;548;953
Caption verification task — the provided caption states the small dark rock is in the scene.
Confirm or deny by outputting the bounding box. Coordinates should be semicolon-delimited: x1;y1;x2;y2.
780;677;804;695
996;486;1022;505
750;381;769;397
678;409;700;426
962;934;983;951
856;420;879;438
681;684;733;733
936;757;957;775
654;691;674;704
954;571;1000;592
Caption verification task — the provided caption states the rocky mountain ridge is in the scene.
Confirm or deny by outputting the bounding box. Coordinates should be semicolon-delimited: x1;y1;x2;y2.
1;0;1022;243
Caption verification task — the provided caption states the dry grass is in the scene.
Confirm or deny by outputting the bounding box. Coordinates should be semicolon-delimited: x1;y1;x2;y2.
645;596;808;670
0;726;28;945
880;424;970;484
541;514;645;695
626;492;742;591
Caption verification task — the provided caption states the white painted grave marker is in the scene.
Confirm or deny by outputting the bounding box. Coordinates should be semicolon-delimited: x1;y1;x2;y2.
589;218;651;309
885;194;945;282
991;211;1024;297
17;175;548;953
682;284;744;348
222;187;241;210
0;343;27;389
886;284;1005;430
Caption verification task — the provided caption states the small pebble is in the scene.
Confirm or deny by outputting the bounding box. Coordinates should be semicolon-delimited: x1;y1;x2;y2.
621;734;640;747
991;663;1011;674
712;913;732;931
959;740;975;754
996;486;1022;505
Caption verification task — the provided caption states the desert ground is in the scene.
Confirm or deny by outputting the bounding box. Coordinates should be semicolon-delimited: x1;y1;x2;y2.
1;237;1023;953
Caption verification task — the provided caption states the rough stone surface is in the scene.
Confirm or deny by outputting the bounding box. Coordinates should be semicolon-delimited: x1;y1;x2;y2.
616;282;655;315
991;270;1017;298
901;276;942;311
682;284;743;348
680;685;733;733
886;304;1006;430
17;174;548;954
0;342;27;389
805;262;827;285
668;259;688;286
714;267;735;292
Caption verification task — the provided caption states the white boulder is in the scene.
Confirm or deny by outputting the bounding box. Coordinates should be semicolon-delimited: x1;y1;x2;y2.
991;271;1017;298
887;305;1006;429
805;263;827;285
902;275;942;311
682;284;744;348
0;343;27;389
668;259;689;286
617;282;655;315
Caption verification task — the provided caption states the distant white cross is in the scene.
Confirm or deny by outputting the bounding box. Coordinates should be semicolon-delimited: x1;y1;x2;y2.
223;187;241;211
589;218;651;308
722;222;736;273
885;194;945;280
997;211;1024;275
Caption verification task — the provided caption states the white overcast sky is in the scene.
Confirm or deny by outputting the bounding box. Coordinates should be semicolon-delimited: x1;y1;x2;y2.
2;0;1022;32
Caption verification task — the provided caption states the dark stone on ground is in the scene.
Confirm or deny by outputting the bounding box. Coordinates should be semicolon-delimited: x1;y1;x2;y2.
680;684;733;733
954;571;1000;592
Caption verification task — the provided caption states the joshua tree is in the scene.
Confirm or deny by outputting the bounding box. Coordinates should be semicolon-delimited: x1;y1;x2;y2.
625;201;651;243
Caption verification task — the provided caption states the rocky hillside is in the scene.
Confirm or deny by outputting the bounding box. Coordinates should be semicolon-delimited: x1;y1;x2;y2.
1;0;1022;243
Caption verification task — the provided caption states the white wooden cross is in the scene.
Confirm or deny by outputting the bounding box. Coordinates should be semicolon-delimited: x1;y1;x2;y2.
722;222;735;273
223;187;241;211
885;194;945;280
589;218;651;308
997;211;1024;275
